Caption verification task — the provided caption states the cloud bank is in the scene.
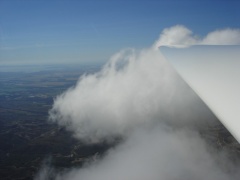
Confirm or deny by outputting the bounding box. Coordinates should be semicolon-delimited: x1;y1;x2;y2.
49;48;210;143
36;25;240;180
154;25;240;48
42;128;239;180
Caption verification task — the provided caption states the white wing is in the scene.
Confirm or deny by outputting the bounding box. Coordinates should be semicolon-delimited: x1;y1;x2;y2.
161;46;240;143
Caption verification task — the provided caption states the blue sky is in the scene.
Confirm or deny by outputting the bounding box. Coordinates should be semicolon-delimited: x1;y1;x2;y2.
0;0;239;65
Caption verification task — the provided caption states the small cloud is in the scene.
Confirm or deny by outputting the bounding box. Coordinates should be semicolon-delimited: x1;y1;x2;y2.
153;25;199;48
154;25;240;49
202;29;240;45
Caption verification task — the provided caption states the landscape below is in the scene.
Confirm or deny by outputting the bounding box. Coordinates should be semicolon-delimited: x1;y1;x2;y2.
0;64;239;180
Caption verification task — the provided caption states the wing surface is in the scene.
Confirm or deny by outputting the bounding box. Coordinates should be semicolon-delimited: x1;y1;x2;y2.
161;46;240;143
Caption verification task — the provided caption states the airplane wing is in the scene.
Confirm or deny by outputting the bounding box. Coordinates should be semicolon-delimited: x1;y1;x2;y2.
161;45;240;143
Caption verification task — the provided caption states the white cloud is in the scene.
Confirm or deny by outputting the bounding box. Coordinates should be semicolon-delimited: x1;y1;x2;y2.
49;48;210;143
153;25;198;48
36;25;240;180
202;29;240;45
154;25;240;48
36;127;240;180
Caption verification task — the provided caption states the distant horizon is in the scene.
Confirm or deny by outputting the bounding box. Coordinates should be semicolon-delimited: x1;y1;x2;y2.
0;61;105;73
1;44;240;72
